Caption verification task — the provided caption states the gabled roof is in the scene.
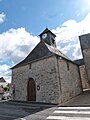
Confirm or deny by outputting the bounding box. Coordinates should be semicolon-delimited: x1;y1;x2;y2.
11;40;71;69
39;28;56;37
0;77;6;82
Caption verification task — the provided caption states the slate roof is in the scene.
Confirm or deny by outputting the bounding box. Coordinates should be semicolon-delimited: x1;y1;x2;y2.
39;28;56;37
11;40;72;69
74;59;84;66
44;42;69;60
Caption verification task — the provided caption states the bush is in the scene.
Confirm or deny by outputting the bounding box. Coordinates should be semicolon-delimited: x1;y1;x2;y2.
4;87;9;92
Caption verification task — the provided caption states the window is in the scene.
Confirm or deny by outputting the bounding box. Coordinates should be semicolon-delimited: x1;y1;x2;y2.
66;62;69;71
52;38;55;44
29;64;31;69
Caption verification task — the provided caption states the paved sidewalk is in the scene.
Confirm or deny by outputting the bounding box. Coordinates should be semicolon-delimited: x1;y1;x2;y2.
60;89;90;106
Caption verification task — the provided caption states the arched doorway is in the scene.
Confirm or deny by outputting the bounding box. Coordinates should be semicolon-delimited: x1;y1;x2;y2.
27;78;36;101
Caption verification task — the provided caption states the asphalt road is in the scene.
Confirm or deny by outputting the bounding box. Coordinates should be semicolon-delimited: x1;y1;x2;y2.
0;90;90;120
0;100;56;120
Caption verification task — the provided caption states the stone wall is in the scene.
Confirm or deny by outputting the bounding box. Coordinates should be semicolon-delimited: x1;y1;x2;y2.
79;65;89;89
79;33;90;84
12;56;60;104
12;65;29;101
12;55;83;104
31;56;60;103
57;57;82;103
83;48;90;83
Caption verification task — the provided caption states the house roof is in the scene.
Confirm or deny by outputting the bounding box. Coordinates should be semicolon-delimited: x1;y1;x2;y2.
11;40;72;69
0;77;6;82
74;59;84;66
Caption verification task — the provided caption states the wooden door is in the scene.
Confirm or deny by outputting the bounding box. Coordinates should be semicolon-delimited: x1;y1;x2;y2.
27;78;36;101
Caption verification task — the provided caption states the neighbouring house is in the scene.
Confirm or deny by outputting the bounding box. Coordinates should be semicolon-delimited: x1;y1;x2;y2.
0;77;6;82
0;77;7;89
74;33;90;90
79;33;90;85
74;59;89;89
0;77;7;95
11;28;83;104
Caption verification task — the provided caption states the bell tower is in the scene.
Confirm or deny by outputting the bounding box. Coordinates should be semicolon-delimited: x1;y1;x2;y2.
39;28;56;47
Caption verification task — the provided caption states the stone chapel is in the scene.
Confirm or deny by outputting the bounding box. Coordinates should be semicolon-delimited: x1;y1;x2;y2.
11;28;89;104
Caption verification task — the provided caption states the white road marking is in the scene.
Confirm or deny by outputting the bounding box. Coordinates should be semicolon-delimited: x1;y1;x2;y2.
47;107;90;120
58;107;90;110
47;116;90;120
19;118;26;120
54;110;90;114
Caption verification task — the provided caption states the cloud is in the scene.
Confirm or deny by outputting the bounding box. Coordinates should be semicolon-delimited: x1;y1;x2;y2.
0;13;90;82
75;0;90;17
81;0;90;14
0;27;39;82
0;12;6;24
72;42;82;60
52;13;90;60
0;27;39;63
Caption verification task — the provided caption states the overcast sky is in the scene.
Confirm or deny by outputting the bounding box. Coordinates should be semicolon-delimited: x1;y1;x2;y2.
0;0;90;82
